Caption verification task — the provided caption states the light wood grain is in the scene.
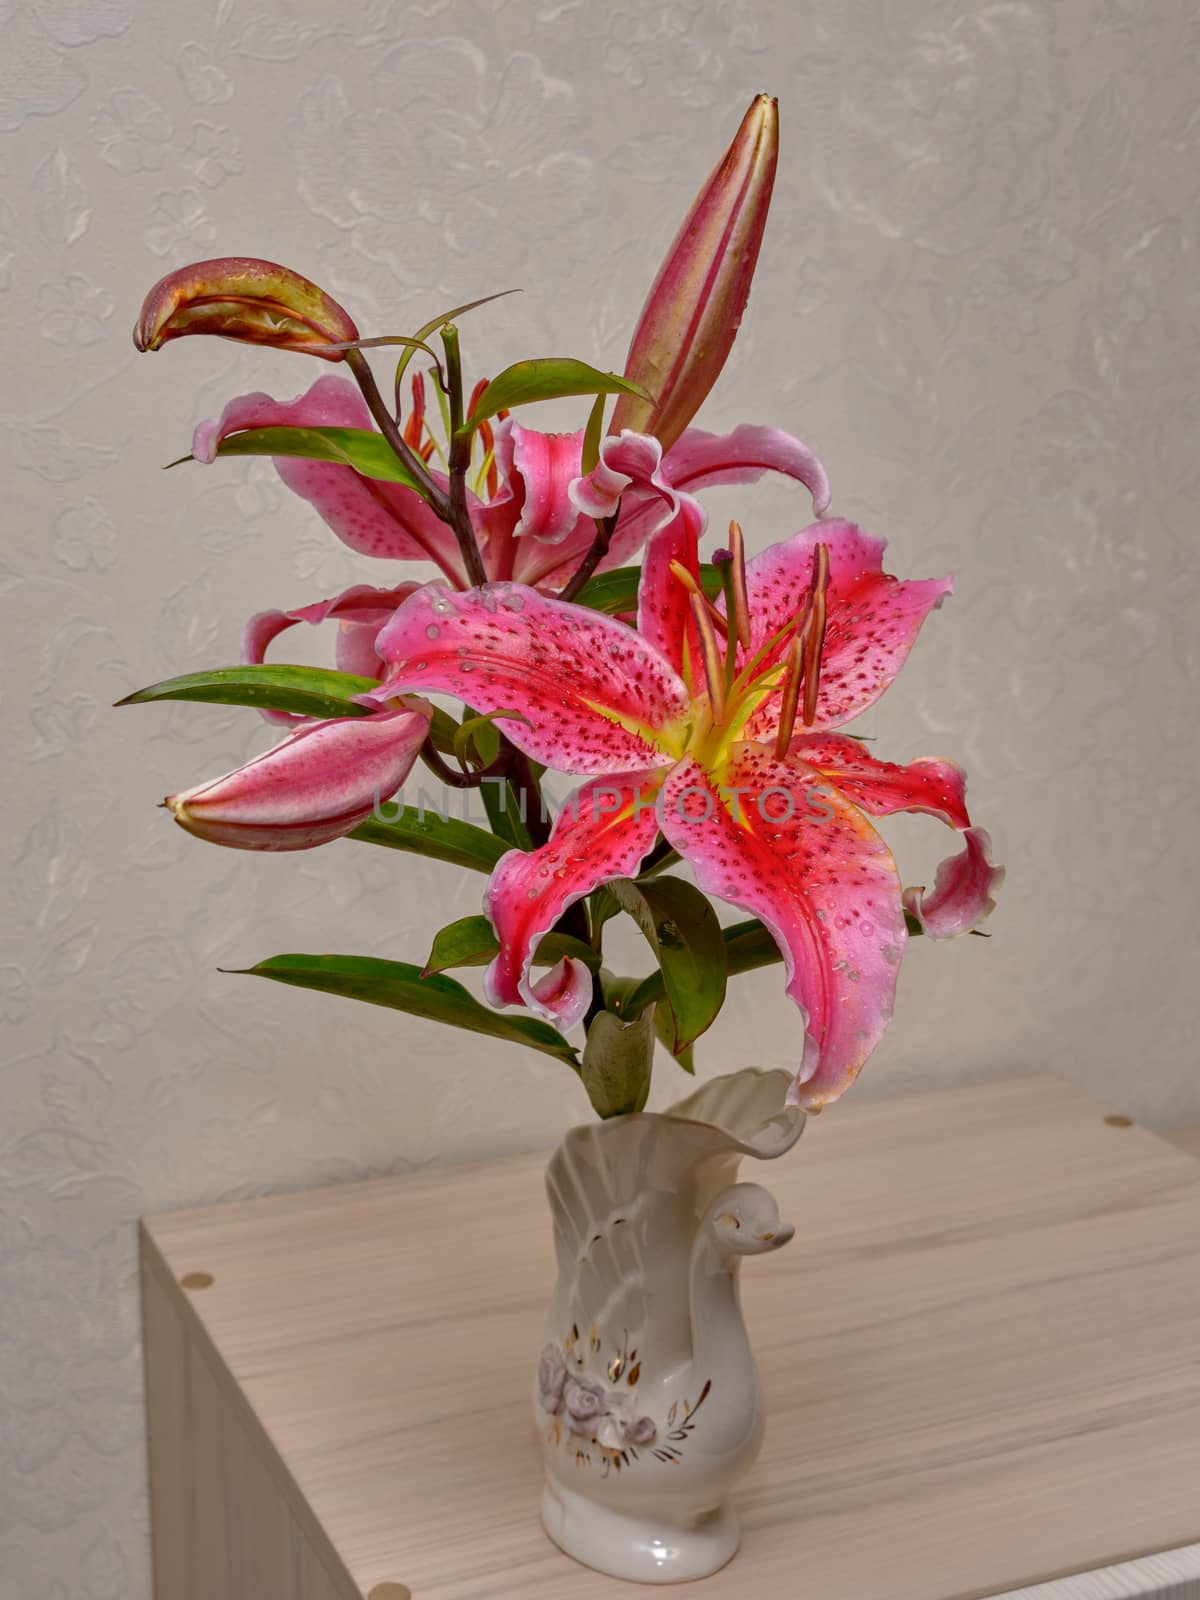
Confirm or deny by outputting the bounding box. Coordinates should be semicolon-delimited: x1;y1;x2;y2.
1162;1126;1200;1160
995;1543;1200;1599
141;1246;356;1600
141;1074;1200;1600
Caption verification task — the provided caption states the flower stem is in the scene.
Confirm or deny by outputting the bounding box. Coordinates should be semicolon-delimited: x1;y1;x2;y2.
441;324;490;588
418;738;510;790
508;749;551;847
344;348;448;513
559;508;621;602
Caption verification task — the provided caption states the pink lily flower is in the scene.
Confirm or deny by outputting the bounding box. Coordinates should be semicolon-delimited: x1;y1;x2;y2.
165;704;429;852
242;580;420;725
194;372;830;594
371;520;999;1110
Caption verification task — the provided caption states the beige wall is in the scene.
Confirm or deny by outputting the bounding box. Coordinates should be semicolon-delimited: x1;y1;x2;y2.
2;0;1197;1592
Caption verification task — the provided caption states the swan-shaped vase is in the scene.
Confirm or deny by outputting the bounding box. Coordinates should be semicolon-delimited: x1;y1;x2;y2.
533;1066;804;1582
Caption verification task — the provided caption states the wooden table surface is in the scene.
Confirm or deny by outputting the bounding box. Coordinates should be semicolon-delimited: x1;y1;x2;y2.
140;1074;1200;1600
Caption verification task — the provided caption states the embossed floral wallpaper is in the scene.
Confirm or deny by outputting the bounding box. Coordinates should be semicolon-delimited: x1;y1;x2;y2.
2;0;1197;1593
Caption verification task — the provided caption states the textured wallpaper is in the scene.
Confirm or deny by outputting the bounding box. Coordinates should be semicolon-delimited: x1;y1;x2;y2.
2;0;1197;1594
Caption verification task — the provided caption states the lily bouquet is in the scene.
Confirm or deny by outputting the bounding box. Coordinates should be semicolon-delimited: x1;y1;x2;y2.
124;97;1001;1120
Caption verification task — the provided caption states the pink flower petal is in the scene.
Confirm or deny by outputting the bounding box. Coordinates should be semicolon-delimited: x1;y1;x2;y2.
660;747;907;1109
788;733;970;830
528;958;595;1031
241;582;418;724
509;422;588;545
483;771;664;1025
511;422;828;592
511;428;683;588
194;375;467;582
374;583;689;776
664;423;831;517
610;95;778;451
734;519;953;736
166;706;429;851
904;827;1003;938
635;496;705;683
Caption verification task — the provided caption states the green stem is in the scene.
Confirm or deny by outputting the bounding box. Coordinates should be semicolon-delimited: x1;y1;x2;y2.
558;508;621;602
508;749;551;847
441;324;489;588
344;349;448;516
418;738;510;790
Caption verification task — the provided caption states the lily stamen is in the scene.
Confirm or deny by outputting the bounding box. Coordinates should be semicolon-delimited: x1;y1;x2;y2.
688;591;728;722
669;559;729;638
773;599;814;759
402;371;426;450
802;543;830;726
727;520;753;651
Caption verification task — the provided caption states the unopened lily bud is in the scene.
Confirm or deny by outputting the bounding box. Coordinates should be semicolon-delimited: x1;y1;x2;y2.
165;707;428;851
134;256;359;360
611;94;779;450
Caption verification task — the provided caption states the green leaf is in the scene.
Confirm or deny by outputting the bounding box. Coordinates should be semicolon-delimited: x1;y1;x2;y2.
393;290;520;400
479;772;532;849
653;1002;696;1074
627;916;785;1020
574;563;723;617
581;1008;655;1118
426;705;464;756
422;914;600;977
452;708;529;770
200;425;430;494
609;876;727;1052
116;664;377;720
348;808;509;873
581;392;606;476
232;954;579;1067
465;359;653;429
589;886;623;947
422;915;498;974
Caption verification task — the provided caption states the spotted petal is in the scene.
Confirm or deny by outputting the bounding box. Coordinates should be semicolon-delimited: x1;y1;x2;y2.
483;771;664;1026
788;734;970;830
660;747;906;1109
904;827;1003;938
730;520;952;736
243;582;418;724
635;495;706;682
374;583;688;776
194;376;466;581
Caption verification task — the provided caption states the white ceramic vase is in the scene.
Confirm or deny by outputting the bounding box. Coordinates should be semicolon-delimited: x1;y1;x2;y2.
533;1066;805;1583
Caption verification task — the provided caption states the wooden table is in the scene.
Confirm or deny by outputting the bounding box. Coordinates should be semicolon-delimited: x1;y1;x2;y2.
140;1074;1200;1600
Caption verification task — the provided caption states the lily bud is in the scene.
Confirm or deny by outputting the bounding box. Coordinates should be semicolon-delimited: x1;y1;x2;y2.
610;94;779;450
134;256;359;361
165;707;428;851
